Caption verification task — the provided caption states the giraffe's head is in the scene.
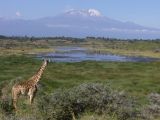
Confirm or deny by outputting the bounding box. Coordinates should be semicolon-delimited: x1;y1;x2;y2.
43;59;50;65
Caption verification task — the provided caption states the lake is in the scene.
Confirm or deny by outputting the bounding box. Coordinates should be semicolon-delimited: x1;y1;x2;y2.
37;47;160;62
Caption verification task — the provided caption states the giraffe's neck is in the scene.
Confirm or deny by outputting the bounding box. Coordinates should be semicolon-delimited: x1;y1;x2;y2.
31;61;47;84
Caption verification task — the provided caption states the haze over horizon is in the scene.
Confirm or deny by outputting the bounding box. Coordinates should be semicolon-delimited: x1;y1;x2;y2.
1;0;160;39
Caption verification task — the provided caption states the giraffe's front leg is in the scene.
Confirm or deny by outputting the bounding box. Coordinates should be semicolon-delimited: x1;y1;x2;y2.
28;87;37;104
28;89;33;104
29;94;34;105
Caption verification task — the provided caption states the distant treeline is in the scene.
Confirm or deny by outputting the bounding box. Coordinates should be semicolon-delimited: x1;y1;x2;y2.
85;36;160;41
0;35;84;41
0;35;160;41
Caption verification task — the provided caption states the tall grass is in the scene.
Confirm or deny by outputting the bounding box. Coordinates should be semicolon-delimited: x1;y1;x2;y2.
0;55;160;119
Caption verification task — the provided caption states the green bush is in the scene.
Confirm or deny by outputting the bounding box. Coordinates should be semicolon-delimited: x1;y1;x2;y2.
38;83;137;120
1;82;152;120
141;93;160;120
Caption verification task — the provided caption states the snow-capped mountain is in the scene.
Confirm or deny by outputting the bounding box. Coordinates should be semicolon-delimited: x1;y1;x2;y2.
64;9;102;17
0;9;160;39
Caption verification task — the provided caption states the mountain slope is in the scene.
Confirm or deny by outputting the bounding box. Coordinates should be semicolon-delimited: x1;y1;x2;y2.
0;9;160;39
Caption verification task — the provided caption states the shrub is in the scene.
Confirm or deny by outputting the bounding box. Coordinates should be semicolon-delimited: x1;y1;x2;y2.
140;93;160;120
38;83;137;120
0;82;138;120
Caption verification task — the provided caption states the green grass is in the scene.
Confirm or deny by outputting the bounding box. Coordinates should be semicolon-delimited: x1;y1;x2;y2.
79;113;118;120
0;55;160;104
84;39;160;58
1;38;160;58
0;38;160;119
0;55;160;119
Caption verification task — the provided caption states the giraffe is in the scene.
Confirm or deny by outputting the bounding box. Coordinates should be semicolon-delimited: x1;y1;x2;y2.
11;59;48;110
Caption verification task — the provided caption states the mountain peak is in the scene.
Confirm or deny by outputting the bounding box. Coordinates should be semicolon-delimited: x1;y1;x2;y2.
65;9;102;17
87;9;102;17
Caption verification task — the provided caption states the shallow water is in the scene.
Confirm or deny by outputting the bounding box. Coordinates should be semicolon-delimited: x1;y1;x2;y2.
37;47;160;62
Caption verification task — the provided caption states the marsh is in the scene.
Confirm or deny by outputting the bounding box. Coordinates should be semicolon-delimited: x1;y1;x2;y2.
38;46;160;62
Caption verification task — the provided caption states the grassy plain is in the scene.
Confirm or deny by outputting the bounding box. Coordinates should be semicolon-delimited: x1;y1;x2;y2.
0;55;160;101
84;39;160;58
0;38;160;119
0;55;160;119
1;38;160;58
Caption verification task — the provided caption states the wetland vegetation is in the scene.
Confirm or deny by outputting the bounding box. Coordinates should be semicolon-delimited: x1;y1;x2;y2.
1;36;160;58
0;36;160;119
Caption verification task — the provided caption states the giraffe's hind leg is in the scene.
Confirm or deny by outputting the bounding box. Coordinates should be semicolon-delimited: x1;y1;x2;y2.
12;87;19;110
12;98;17;110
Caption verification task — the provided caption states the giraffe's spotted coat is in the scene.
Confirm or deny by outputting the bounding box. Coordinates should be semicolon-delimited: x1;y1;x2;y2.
12;60;48;110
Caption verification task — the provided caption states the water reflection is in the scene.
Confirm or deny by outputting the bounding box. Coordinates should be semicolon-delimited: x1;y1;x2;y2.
37;47;159;62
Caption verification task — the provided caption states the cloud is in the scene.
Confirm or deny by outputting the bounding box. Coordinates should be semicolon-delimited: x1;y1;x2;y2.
16;11;21;17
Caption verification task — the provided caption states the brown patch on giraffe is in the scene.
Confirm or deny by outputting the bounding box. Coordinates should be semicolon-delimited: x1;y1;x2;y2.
11;60;48;110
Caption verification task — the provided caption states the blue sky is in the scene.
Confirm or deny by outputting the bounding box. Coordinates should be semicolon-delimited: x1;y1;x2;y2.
0;0;160;28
